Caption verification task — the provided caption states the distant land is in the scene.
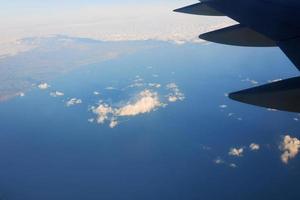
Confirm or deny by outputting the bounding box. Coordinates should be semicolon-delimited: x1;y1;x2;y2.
0;36;158;101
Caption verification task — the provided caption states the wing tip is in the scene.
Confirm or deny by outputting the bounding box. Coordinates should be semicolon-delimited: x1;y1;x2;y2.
173;2;223;16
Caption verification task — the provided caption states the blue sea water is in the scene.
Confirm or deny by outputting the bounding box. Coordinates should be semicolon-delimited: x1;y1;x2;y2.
0;41;299;200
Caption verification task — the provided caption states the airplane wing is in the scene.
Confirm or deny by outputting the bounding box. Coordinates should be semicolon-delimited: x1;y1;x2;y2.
174;0;300;69
174;0;300;112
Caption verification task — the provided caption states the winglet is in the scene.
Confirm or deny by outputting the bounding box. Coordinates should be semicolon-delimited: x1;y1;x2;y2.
174;2;224;16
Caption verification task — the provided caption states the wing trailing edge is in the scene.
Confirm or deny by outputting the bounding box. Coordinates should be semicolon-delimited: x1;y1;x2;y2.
199;24;276;47
173;2;224;16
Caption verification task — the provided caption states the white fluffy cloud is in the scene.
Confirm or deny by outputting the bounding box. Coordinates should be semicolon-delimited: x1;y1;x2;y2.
166;83;185;102
91;79;186;128
93;104;114;124
116;90;162;116
249;143;260;151
66;98;82;107
92;90;162;128
50;91;64;97
280;135;300;164
38;83;50;90
229;148;244;157
109;119;119;128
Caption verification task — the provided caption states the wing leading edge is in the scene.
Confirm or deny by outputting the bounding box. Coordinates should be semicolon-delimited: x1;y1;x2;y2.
175;0;300;112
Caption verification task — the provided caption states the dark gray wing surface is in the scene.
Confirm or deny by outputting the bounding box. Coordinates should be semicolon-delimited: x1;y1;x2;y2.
199;24;276;47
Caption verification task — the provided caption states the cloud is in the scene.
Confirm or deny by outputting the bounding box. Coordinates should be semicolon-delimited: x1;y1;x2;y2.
91;80;185;128
105;86;116;90
166;83;185;102
93;104;119;128
128;82;144;88
93;91;100;95
66;98;82;107
228;113;234;117
241;78;259;85
134;76;143;82
128;77;145;88
92;89;164;128
128;78;162;89
88;118;94;123
38;83;50;90
0;3;234;56
50;91;64;97
149;83;161;88
109;119;118;128
0;39;37;59
229;148;244;157
214;158;225;165
219;104;228;109
214;157;238;169
93;104;114;124
229;163;237;168
249;143;260;151
168;96;179;103
19;92;25;97
166;83;177;89
116;90;162;116
280;135;300;164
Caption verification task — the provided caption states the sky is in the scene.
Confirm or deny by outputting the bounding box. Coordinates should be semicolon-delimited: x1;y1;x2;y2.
1;0;195;16
0;0;234;56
